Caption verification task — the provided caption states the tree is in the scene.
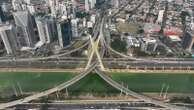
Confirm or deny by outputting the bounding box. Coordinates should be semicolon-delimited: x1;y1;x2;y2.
111;38;127;53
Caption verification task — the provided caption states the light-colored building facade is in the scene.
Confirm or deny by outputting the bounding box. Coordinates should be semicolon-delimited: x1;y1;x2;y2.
0;24;18;54
13;11;36;48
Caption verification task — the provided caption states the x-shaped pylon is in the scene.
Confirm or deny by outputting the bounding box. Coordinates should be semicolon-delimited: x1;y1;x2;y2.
85;34;105;71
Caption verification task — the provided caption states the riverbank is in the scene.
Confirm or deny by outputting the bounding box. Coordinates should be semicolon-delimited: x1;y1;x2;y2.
0;72;193;97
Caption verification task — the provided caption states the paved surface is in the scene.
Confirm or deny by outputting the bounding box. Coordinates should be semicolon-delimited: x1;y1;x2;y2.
95;69;188;110
13;101;163;110
0;1;193;110
0;63;96;109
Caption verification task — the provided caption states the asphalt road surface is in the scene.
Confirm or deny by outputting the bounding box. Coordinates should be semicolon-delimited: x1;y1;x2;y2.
14;102;160;110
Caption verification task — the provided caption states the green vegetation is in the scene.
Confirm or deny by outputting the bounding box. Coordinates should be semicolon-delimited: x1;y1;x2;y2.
110;73;194;93
0;72;194;98
69;73;119;95
111;38;127;53
0;72;76;96
68;72;194;94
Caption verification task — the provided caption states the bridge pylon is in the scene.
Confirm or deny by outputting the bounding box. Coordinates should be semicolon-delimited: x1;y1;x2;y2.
85;34;105;71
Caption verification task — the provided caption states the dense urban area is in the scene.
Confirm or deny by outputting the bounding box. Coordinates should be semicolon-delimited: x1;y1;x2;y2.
0;0;194;110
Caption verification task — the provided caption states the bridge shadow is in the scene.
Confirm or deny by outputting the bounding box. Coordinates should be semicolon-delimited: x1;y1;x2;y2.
67;72;120;96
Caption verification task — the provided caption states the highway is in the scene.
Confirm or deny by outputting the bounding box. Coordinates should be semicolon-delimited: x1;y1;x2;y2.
95;68;189;110
0;12;104;109
1;58;194;70
14;101;164;110
0;41;88;63
0;62;190;110
0;0;193;110
0;5;105;109
0;63;97;109
2;56;194;64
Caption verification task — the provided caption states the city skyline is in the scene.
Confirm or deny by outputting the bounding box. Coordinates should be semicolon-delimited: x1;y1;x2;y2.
0;0;193;110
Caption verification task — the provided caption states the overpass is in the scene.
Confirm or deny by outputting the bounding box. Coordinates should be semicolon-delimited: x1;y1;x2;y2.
0;1;192;110
0;21;189;110
0;63;189;110
0;63;96;109
95;68;188;110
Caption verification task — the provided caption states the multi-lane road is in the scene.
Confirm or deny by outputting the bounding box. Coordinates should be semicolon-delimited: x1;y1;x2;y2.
1;57;194;70
14;101;165;110
0;63;97;109
95;68;188;110
0;0;193;110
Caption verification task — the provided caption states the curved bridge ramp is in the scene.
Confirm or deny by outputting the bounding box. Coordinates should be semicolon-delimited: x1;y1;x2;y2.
0;63;96;109
95;69;188;110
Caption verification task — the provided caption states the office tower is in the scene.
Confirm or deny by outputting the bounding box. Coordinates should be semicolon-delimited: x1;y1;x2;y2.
57;19;72;48
0;6;5;23
36;17;46;44
12;0;23;11
112;0;119;8
36;16;57;44
140;37;158;53
83;18;87;27
157;10;164;24
26;4;36;14
90;14;96;23
96;0;105;6
1;2;10;13
85;0;90;12
49;0;58;17
89;0;96;9
0;7;2;23
71;19;78;38
65;2;75;19
58;2;68;19
0;24;18;54
71;0;76;18
12;0;44;15
182;32;194;52
13;11;36;47
0;37;3;50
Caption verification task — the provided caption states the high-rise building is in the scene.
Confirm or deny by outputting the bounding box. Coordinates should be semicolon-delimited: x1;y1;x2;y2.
36;16;57;44
57;19;72;48
89;0;96;9
12;0;23;11
112;0;119;8
71;19;78;38
83;18;87;27
1;2;10;13
0;6;5;23
90;14;96;24
182;32;194;52
49;0;59;17
71;0;76;18
13;11;36;48
0;37;4;50
96;0;105;7
12;0;46;15
0;24;18;54
65;2;75;19
58;2;68;19
85;0;90;12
